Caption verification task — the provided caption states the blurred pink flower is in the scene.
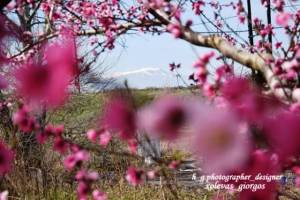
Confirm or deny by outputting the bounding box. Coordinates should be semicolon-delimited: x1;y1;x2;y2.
92;190;107;200
138;96;193;140
237;150;279;200
190;108;251;174
263;111;300;162
296;177;300;188
128;139;137;154
167;23;182;38
14;36;77;108
146;170;157;180
77;181;89;200
0;141;14;176
102;98;136;140
276;12;292;27
0;75;7;89
99;130;111;148
76;170;98;181
64;150;90;171
221;78;281;123
86;129;98;142
12;105;37;133
125;167;144;186
14;61;72;108
0;191;8;200
53;136;68;154
168;160;180;169
36;124;64;144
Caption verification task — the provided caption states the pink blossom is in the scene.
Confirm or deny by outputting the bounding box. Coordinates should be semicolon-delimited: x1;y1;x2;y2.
138;95;193;140
167;23;182;38
0;75;7;90
64;150;90;170
193;52;215;68
263;111;300;162
146;170;157;180
237;150;279;200
36;131;49;144
127;139;137;154
275;42;282;49
0;141;14;175
14;61;72;108
168;160;180;169
12;105;37;133
190;107;251;174
192;1;205;15
99;130;111;148
276;12;292;27
293;166;300;175
146;0;166;9
125;167;144;186
53;136;68;154
203;83;215;97
0;191;8;200
75;170;99;199
215;65;232;82
77;181;89;200
92;190;107;200
221;78;281;123
296;177;300;188
102;97;136;140
76;170;98;181
86;129;98;142
14;37;77;108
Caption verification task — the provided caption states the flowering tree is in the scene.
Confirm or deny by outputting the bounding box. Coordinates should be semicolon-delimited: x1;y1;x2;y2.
1;0;300;199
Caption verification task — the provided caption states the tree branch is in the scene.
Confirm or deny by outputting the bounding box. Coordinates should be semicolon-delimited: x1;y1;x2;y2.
150;9;293;102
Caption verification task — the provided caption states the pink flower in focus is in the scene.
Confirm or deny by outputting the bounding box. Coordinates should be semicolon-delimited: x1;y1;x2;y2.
138;96;193;140
92;190;107;200
190;108;251;174
125;167;144;186
102;98;136;140
276;12;292;27
0;141;14;175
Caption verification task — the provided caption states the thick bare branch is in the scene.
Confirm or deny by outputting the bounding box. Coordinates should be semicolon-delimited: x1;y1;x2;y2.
151;9;293;102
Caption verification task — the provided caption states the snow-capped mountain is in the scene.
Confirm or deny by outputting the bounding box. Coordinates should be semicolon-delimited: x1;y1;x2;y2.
107;67;186;89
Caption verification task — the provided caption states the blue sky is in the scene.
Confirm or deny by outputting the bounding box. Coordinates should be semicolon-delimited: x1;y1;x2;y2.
102;0;299;88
